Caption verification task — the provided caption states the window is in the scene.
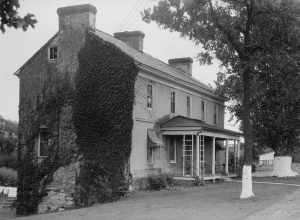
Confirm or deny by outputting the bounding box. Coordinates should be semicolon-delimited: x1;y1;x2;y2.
187;96;191;117
169;138;176;163
214;104;217;125
48;46;58;61
201;100;205;121
36;132;49;157
147;84;153;109
171;91;175;113
147;147;154;163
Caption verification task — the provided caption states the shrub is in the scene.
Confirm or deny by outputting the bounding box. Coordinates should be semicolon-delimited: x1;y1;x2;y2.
0;152;18;169
147;173;174;191
0;167;17;186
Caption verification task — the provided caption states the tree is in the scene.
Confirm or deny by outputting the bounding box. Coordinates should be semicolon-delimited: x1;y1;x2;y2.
0;0;36;33
216;1;300;157
142;0;299;198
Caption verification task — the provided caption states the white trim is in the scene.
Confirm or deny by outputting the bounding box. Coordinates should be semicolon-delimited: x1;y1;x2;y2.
161;130;241;140
212;137;216;176
196;135;200;176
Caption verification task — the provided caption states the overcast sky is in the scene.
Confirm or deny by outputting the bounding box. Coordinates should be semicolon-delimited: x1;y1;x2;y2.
0;0;239;130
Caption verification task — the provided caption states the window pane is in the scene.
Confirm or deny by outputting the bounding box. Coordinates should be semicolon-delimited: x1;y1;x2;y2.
171;92;175;113
39;133;48;157
169;139;176;162
201;101;205;120
187;96;191;117
147;84;152;109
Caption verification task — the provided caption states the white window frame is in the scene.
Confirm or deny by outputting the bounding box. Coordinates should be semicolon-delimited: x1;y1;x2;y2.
169;138;177;163
48;46;58;61
147;84;153;110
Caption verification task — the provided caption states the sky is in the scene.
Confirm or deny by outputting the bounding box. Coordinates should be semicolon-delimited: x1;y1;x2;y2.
0;0;239;131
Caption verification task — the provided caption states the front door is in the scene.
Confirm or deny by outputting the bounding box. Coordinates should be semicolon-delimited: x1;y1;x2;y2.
183;135;193;176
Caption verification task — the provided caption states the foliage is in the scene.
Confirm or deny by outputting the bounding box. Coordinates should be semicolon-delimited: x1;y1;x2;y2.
0;0;36;33
73;32;138;207
16;71;75;216
147;173;174;190
215;2;300;156
0;167;17;186
0;116;18;153
142;0;300;162
0;151;17;169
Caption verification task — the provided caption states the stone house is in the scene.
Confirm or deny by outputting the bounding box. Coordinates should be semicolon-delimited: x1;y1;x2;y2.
15;4;242;212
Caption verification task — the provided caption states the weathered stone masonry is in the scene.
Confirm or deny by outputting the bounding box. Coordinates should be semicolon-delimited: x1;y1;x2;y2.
17;4;97;214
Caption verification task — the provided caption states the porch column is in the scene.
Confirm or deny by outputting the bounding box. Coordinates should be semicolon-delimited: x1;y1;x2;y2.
196;135;200;176
237;140;240;159
212;137;216;176
225;140;229;175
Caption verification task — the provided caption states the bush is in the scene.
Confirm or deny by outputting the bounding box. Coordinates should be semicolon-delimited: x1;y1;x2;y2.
147;174;174;191
0;152;18;169
0;167;17;186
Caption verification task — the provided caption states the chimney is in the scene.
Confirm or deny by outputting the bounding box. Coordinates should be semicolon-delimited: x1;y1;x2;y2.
114;31;145;51
57;4;97;31
168;57;193;76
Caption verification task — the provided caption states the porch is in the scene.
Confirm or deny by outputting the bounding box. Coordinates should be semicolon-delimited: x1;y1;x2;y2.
159;116;242;179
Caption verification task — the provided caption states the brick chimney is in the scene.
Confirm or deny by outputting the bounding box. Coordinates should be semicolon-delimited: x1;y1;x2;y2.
57;4;97;31
168;57;193;76
114;31;145;51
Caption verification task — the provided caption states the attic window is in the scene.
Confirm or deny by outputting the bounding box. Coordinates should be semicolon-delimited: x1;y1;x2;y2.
48;46;58;61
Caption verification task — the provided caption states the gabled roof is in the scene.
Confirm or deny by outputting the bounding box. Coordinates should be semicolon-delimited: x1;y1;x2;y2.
92;30;223;101
160;115;242;137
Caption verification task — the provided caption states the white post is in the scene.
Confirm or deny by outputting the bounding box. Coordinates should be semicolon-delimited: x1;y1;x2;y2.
212;137;216;176
196;135;200;176
225;140;229;175
237;140;240;160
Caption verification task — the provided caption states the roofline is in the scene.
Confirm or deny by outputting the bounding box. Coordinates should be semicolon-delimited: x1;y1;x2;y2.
136;62;225;102
160;115;243;137
14;32;59;77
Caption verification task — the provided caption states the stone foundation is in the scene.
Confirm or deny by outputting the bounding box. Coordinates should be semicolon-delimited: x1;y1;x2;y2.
38;162;79;213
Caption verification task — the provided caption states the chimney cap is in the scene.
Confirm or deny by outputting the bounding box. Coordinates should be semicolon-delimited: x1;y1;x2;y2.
57;4;97;16
168;57;193;64
114;31;145;39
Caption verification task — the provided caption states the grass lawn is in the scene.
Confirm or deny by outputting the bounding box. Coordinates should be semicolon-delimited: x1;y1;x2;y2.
8;180;299;220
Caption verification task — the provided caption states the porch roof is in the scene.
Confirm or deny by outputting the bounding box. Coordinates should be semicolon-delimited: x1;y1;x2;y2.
160;116;242;140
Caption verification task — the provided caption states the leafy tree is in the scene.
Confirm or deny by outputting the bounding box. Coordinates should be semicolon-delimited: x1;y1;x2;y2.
215;1;300;156
142;0;299;163
0;0;36;33
142;0;300;196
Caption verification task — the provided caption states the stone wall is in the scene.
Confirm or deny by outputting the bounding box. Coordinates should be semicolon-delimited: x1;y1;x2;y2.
17;27;87;214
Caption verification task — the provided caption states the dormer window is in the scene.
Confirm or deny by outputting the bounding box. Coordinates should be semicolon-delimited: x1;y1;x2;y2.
48;46;58;61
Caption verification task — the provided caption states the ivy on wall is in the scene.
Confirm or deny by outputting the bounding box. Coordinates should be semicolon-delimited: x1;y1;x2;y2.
73;32;138;206
17;70;75;216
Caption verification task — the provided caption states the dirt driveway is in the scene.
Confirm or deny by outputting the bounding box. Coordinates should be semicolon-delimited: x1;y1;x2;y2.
9;180;299;220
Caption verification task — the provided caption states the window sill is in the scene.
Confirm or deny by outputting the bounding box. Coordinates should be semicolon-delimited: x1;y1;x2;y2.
169;161;176;164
